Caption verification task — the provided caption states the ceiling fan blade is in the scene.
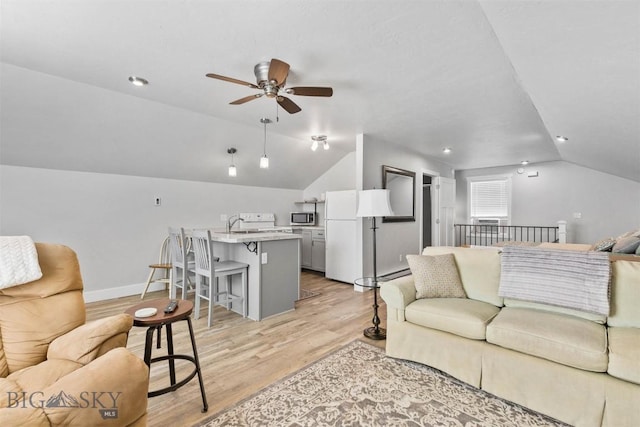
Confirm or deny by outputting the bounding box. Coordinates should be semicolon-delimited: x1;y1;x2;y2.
277;96;301;114
230;93;263;105
206;73;259;89
268;59;290;86
287;87;333;97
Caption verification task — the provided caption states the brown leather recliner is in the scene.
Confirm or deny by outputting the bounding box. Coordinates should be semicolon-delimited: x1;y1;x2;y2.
0;243;149;426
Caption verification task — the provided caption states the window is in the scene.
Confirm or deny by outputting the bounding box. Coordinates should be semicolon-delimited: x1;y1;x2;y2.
467;175;511;224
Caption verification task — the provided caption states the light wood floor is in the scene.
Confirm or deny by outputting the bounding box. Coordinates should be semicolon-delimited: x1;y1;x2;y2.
86;271;387;427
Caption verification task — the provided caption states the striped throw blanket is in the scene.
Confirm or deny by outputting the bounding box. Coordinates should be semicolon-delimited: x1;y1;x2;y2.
499;246;611;315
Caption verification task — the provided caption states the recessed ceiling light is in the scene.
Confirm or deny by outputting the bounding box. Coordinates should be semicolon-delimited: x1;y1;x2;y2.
128;76;149;87
442;147;452;154
521;160;529;165
555;136;569;142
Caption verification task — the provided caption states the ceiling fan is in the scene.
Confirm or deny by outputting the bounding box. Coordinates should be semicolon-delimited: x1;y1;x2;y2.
206;58;333;114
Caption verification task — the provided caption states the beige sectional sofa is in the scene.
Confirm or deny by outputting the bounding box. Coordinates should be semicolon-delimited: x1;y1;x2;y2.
380;245;640;427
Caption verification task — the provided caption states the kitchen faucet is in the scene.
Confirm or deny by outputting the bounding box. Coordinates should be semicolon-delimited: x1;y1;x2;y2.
226;214;244;233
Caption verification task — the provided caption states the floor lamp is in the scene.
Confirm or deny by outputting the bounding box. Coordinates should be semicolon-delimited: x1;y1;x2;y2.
356;189;394;340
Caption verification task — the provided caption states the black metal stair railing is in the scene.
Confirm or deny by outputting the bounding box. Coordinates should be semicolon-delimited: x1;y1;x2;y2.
454;224;560;247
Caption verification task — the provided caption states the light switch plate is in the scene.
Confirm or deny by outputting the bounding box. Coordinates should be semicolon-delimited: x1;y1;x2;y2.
261;253;268;264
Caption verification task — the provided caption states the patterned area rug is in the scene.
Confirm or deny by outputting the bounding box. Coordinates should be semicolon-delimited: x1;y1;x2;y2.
194;340;569;427
296;289;320;301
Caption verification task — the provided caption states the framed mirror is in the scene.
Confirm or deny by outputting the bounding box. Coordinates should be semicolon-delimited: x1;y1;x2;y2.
382;165;416;222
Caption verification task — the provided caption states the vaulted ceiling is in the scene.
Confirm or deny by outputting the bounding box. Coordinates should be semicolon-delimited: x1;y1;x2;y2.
1;0;638;188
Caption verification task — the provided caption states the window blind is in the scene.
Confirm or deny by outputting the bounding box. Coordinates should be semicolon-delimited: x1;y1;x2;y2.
470;179;508;217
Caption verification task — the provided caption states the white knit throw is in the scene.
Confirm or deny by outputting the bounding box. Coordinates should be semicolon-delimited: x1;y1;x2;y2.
0;236;43;289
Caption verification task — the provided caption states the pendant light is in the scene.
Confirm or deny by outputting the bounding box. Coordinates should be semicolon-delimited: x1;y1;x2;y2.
260;118;271;169
227;148;237;177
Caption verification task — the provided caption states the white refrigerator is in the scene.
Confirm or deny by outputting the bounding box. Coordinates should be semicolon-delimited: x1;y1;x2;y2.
324;190;361;284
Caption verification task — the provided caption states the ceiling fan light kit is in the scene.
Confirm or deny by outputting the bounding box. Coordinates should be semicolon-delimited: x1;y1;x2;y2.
206;58;333;114
311;135;328;152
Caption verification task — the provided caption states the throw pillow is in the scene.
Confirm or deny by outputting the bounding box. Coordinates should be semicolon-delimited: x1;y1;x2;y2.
612;236;640;254
592;238;616;252
616;228;640;239
406;253;466;299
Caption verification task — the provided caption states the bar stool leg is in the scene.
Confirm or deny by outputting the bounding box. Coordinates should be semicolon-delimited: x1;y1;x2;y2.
242;269;247;318
143;327;155;366
141;268;156;299
165;323;176;386
186;317;208;412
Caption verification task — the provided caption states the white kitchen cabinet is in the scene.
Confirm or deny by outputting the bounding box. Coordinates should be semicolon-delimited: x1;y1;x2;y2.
310;229;325;272
311;239;325;272
301;230;312;268
295;228;325;272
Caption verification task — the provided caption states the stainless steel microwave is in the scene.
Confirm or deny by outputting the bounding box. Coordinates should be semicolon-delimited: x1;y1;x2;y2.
290;212;316;226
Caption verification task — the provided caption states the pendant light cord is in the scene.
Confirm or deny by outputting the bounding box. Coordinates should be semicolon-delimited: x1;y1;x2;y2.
263;121;267;155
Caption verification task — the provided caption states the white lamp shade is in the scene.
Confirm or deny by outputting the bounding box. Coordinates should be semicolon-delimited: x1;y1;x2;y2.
228;164;237;177
356;189;394;217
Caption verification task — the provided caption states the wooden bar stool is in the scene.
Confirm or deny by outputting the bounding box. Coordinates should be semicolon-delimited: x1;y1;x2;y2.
125;298;208;412
191;229;248;327
168;227;196;299
141;236;172;299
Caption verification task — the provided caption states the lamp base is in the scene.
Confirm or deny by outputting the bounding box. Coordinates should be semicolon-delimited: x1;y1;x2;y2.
363;326;386;340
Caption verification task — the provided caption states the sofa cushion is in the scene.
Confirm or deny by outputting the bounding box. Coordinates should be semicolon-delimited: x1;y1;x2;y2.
7;359;82;392
486;307;608;372
405;298;500;340
608;327;640;385
406;254;466;299
503;298;607;324
608;260;640;328
422;246;503;306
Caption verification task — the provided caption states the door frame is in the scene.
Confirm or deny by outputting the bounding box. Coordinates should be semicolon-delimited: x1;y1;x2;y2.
417;168;439;253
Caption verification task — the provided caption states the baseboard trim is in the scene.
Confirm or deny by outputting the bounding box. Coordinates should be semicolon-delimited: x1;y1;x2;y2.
381;268;411;280
83;281;167;303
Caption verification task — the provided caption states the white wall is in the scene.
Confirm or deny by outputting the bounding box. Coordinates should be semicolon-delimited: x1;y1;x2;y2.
456;161;640;244
303;151;356;200
302;151;357;224
360;136;454;276
0;165;302;300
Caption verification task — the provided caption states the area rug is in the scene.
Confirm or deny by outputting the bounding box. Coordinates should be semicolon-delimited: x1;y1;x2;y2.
296;288;320;301
193;340;569;427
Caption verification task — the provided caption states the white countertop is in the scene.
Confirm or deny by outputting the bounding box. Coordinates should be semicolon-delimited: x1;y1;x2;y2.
291;226;325;231
208;230;302;244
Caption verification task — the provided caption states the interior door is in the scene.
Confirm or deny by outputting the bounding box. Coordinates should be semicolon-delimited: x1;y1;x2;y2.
433;177;456;246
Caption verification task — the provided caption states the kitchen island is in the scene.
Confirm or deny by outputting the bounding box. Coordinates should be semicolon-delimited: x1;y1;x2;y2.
205;230;301;321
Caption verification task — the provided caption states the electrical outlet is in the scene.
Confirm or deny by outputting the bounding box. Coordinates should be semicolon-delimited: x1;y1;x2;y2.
220;214;228;222
573;212;582;219
154;197;161;206
399;254;403;262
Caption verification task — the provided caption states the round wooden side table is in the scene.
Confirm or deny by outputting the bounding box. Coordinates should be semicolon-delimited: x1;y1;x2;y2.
125;298;208;412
